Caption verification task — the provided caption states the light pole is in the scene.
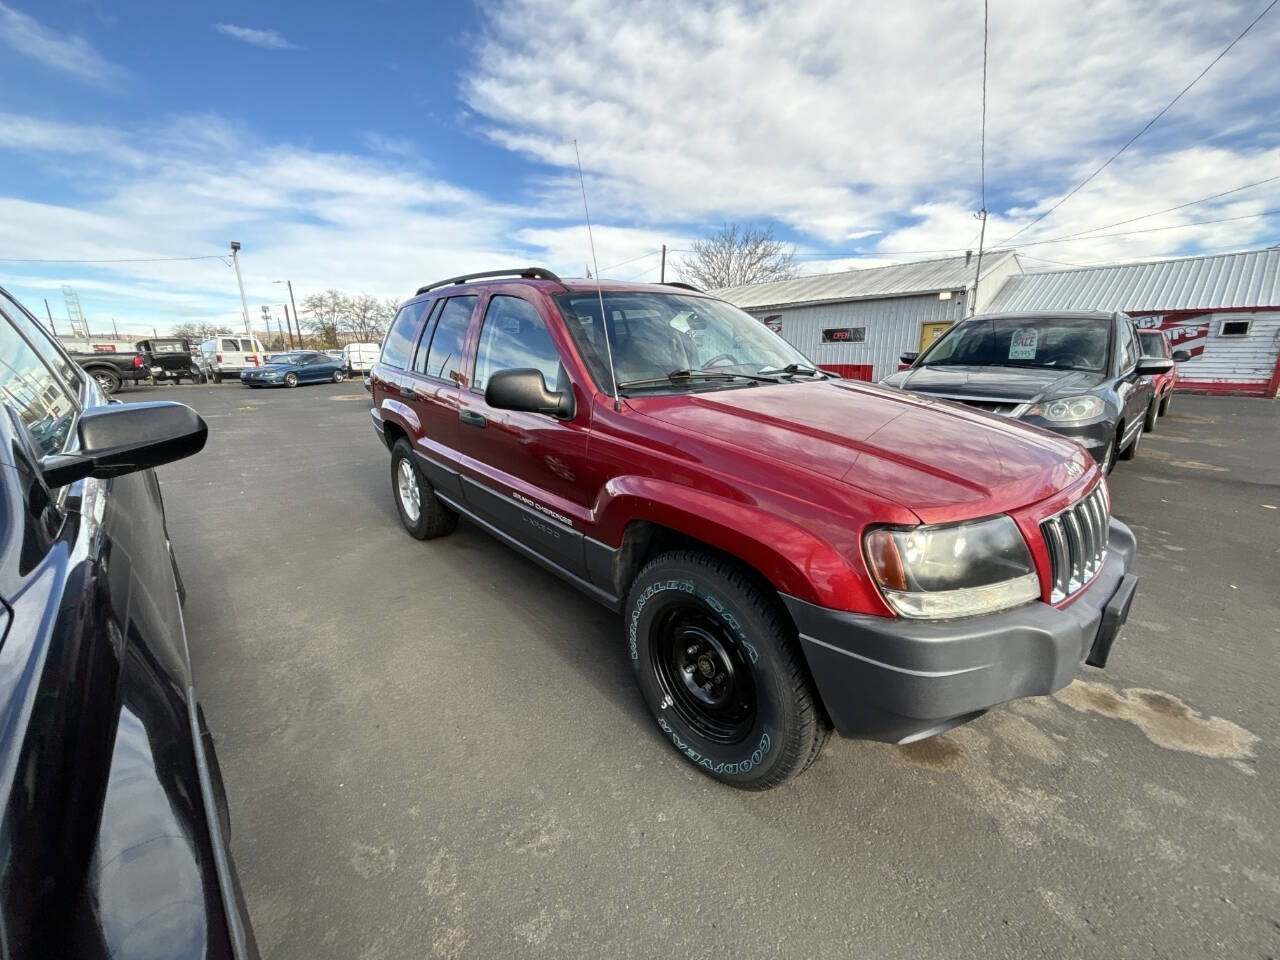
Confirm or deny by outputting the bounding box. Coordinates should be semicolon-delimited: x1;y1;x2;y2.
230;241;260;361
273;279;300;348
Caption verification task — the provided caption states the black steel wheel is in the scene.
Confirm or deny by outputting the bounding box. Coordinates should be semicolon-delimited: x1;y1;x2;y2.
626;550;828;789
650;602;757;744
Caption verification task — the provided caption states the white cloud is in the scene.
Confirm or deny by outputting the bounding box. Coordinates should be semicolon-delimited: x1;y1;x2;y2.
0;1;124;83
214;23;297;49
464;0;1280;258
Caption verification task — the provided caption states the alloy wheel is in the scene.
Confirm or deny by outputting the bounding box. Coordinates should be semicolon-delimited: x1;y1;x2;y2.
396;458;421;523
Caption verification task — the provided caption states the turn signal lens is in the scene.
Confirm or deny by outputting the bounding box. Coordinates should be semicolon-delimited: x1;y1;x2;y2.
865;530;907;590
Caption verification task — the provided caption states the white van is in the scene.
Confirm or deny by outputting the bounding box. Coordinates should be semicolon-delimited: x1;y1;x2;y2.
342;342;380;374
200;335;267;383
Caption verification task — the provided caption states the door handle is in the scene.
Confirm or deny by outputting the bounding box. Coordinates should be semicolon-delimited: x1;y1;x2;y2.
399;386;417;399
460;408;488;429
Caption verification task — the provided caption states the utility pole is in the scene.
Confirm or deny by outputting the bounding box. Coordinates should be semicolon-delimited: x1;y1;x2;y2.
112;317;119;338
660;244;666;284
275;280;301;348
43;298;57;336
283;303;296;348
970;210;987;316
230;241;259;360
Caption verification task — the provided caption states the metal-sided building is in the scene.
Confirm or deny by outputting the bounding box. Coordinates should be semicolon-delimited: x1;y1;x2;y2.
713;251;1024;381
987;248;1280;397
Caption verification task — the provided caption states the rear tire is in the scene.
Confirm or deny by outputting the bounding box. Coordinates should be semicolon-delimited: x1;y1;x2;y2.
213;371;223;384
625;550;828;790
390;439;457;539
91;369;121;395
1144;398;1159;433
332;369;346;383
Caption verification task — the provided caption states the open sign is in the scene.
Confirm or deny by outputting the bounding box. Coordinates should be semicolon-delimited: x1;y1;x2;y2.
821;327;865;343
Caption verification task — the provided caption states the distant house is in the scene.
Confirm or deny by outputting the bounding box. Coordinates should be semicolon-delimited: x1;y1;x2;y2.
985;247;1280;397
712;251;1023;381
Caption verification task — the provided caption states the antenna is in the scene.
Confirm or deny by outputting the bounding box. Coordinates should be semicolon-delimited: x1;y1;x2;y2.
573;139;621;412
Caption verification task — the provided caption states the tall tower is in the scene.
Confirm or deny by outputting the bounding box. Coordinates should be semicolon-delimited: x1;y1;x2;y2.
62;285;88;344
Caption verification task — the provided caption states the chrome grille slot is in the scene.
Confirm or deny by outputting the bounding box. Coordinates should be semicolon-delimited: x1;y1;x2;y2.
1040;485;1110;602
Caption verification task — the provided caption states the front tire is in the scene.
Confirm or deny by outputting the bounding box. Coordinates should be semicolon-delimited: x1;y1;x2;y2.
1120;421;1142;461
1144;398;1159;433
390;439;457;539
625;551;828;790
1159;391;1171;416
283;372;299;388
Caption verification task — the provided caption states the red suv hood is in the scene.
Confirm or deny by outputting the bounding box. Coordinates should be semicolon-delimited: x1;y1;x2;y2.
628;380;1093;524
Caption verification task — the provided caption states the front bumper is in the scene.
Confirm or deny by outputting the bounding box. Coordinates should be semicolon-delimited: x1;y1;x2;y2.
1021;416;1113;458
783;518;1137;743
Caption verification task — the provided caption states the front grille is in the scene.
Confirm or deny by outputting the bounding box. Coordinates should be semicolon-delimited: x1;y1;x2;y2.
1040;485;1110;602
916;392;1026;416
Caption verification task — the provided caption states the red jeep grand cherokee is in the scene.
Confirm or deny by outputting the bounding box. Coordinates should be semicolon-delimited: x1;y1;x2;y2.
370;268;1138;789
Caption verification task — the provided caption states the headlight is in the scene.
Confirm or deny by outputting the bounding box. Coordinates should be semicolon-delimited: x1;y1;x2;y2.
864;515;1040;618
1023;394;1105;423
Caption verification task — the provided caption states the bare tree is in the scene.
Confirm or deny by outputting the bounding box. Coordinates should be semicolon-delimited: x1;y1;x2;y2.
300;289;347;348
678;223;798;290
346;293;393;342
172;321;234;340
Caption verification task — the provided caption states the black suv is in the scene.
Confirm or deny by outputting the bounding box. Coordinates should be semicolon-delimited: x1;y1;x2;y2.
0;287;258;957
882;311;1175;473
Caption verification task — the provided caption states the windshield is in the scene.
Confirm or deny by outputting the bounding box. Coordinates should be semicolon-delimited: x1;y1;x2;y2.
919;316;1111;372
555;292;814;391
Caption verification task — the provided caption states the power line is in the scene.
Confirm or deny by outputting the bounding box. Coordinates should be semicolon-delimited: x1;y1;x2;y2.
1023;173;1280;243
0;253;229;265
1018;206;1280;246
598;250;661;273
998;0;1279;247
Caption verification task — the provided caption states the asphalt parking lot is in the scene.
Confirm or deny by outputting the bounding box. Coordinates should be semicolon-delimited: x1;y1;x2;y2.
139;381;1278;960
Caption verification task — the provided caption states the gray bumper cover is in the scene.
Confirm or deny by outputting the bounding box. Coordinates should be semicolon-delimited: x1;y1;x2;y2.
783;519;1137;743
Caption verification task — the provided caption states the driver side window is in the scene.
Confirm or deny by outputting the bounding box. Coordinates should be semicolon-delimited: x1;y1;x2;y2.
473;296;563;393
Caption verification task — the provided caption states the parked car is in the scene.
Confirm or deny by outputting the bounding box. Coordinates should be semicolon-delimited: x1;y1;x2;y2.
0;286;259;957
67;347;149;395
342;341;380;374
199;335;268;383
369;269;1139;789
240;350;347;387
882;311;1173;474
137;336;203;384
1136;328;1189;428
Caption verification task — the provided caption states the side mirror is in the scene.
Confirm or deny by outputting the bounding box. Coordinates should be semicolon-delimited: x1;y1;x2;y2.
1172;349;1191;362
485;368;575;419
40;401;208;488
1134;357;1174;377
900;351;919;365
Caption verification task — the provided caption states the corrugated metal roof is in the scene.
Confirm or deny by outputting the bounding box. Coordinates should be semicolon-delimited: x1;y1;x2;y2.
712;251;1016;310
987;248;1280;313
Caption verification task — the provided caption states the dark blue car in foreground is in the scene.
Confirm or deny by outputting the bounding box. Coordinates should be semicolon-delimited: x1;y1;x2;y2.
0;286;259;958
240;350;347;387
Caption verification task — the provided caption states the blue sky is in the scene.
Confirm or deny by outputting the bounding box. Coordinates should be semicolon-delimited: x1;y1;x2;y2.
2;0;1279;336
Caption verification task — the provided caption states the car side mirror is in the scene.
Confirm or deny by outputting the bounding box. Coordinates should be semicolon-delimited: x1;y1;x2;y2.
900;351;919;365
1134;357;1174;376
485;368;575;419
1171;349;1191;362
40;401;208;488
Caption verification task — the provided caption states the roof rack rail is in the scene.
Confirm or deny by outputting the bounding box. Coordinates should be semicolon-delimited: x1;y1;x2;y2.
416;267;563;296
657;280;701;292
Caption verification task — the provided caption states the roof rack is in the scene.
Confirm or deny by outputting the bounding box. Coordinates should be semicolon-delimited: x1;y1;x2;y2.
656;280;701;292
416;267;563;296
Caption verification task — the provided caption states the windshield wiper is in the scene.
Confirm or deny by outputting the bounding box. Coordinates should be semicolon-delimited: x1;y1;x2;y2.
756;363;829;379
617;369;771;389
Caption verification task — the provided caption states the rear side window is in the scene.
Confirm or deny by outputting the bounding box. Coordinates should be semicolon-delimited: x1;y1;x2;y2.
0;306;79;457
421;297;476;384
381;301;428;368
473;296;562;393
222;339;239;352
